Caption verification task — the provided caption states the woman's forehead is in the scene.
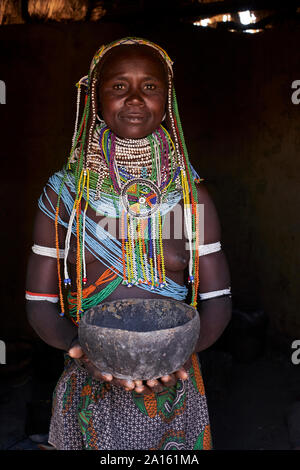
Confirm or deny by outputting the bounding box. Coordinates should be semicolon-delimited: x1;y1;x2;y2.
99;45;168;80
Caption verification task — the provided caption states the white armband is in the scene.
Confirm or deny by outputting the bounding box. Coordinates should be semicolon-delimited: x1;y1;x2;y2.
198;241;221;256
199;287;231;300
25;291;59;303
32;244;65;259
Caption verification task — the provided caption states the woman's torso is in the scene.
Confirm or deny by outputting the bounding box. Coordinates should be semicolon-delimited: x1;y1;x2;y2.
67;198;190;302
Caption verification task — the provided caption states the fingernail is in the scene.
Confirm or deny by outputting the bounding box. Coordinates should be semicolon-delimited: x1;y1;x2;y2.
161;376;169;382
102;373;113;381
147;380;157;387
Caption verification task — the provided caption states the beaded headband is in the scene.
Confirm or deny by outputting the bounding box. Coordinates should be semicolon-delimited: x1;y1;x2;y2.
77;37;174;90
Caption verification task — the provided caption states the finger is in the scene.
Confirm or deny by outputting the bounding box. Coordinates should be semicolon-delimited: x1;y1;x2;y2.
90;367;113;381
134;380;143;387
133;380;145;393
175;367;189;381
143;384;163;395
133;384;157;395
160;374;177;387
146;379;159;388
145;379;160;392
80;359;113;382
68;344;84;359
148;379;167;393
134;384;146;393
114;379;135;391
146;379;164;391
160;374;172;382
100;372;113;382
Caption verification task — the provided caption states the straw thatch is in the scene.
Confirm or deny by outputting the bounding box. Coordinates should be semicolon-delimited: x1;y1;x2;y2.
0;1;298;27
27;0;88;22
90;1;107;21
0;0;24;25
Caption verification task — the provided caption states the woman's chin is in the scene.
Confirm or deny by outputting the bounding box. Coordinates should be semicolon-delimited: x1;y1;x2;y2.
109;122;159;140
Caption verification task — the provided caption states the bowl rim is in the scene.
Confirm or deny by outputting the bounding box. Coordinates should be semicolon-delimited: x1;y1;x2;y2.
79;298;199;334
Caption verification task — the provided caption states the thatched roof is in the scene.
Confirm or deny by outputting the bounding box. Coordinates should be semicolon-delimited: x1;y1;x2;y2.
0;0;24;25
0;0;300;30
27;0;89;22
0;0;106;25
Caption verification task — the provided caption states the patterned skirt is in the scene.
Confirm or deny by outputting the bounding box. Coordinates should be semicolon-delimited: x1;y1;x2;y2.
48;353;212;450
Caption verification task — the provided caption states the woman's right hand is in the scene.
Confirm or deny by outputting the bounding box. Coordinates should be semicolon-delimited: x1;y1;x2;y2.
68;341;137;392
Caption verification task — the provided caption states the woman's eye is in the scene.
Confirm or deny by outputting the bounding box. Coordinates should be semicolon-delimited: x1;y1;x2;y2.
113;84;125;90
145;84;156;90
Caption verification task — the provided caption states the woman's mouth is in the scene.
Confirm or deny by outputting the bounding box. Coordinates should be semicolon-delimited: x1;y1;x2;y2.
120;113;146;123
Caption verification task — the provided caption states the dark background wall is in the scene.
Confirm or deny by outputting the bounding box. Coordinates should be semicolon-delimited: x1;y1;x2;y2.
0;20;299;341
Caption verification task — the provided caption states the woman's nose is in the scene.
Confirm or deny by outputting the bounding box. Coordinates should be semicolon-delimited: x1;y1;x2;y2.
125;89;145;106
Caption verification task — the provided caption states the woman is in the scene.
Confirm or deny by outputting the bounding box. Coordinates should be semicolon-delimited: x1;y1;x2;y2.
25;37;232;450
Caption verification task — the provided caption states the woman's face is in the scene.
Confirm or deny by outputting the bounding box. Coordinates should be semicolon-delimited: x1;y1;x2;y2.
98;46;168;139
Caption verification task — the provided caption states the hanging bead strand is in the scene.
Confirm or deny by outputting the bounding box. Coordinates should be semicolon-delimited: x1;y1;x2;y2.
121;210;127;284
82;169;90;285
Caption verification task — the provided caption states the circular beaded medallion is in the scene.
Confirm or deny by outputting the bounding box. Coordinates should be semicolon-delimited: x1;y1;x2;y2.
120;178;162;218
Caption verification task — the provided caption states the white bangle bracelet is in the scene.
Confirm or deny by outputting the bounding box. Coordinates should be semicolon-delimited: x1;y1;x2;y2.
199;287;231;300
198;241;221;256
25;291;59;303
32;244;65;259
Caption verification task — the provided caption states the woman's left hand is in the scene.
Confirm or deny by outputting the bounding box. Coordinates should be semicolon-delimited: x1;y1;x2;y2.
133;356;192;395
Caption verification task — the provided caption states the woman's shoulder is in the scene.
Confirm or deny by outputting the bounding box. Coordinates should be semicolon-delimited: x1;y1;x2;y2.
40;168;75;199
194;181;213;204
44;168;71;187
188;164;211;203
38;168;74;221
194;181;221;241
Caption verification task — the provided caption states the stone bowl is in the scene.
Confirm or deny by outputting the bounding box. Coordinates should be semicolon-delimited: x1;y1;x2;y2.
78;298;200;381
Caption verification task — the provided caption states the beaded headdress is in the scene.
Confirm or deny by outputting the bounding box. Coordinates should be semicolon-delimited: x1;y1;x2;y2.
54;37;200;323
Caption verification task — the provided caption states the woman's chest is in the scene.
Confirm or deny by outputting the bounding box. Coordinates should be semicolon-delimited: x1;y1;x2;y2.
67;202;190;272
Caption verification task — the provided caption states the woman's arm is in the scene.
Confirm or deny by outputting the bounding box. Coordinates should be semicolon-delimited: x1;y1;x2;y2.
26;257;78;352
193;183;232;352
25;189;78;352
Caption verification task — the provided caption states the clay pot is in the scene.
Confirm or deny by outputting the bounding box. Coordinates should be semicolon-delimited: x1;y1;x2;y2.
78;298;200;380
